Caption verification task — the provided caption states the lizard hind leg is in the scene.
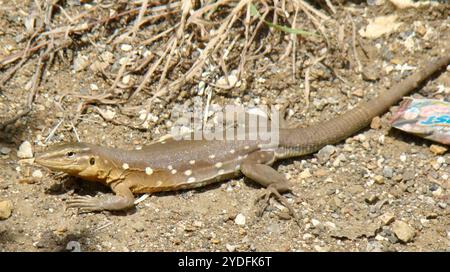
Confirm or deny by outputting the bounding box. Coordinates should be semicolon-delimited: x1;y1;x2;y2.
240;151;299;222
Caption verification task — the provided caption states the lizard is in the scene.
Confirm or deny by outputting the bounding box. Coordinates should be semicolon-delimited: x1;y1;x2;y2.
35;53;450;216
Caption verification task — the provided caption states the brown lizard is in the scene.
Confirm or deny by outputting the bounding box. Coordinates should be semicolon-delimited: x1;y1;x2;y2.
35;52;450;217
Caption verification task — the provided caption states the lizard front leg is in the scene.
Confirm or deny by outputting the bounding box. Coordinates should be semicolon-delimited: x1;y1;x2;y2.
240;151;298;221
66;182;135;213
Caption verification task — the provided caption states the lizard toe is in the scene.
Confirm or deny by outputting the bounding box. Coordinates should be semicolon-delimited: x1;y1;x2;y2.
66;196;104;212
255;185;300;224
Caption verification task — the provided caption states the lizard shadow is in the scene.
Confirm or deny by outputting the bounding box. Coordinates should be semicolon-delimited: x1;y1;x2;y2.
387;128;440;148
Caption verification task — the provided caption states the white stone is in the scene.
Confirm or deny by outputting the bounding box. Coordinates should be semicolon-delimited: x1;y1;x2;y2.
17;141;33;159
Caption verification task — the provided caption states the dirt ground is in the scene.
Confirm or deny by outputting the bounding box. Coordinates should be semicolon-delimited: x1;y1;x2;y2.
0;0;449;252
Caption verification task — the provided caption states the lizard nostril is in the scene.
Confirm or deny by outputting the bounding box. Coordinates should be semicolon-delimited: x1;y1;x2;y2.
89;158;95;165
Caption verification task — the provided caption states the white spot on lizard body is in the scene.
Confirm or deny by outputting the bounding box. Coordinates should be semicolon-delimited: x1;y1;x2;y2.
187;177;196;183
145;167;153;175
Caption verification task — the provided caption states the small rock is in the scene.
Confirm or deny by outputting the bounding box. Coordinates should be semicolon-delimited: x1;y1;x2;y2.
316;145;336;163
429;144;447;155
365;194;379;204
437;202;447;209
0;200;13;220
299;169;312;179
66;241;82;252
352;89;364;97
225;244;237;252
17;141;33;158
122;74;131;85
362;67;380;81
383;166;394;178
379;212;395;225
311;219;321;227
392;221;415;243
90;83;99;91
347;184;364;195
132;222;145;233
0;147;11;155
402;170;415;181
324;221;337;230
73;54;89;71
399;154;407;162
313;245;329;252
234;213;246;226
32;170;43;178
302;233;314;240
314;169;329;177
120;44;132;51
374;175;385;184
370;116;382;129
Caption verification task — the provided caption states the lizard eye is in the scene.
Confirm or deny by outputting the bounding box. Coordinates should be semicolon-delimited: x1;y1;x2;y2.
66;151;75;157
89;158;95;165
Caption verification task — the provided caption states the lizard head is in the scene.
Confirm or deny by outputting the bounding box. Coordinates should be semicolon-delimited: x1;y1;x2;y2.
35;142;107;179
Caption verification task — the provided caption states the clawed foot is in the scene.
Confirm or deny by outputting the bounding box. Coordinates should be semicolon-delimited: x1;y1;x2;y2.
66;195;105;213
254;185;300;224
66;194;135;213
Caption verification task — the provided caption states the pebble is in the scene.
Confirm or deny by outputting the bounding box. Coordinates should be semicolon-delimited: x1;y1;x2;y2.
392;221;415;243
311;219;321;227
66;241;82;252
17;141;33;159
234;213;246;226
370;117;381;129
436;157;445;164
32;170;43;179
0;147;11;155
402;170;415;181
399;154;407;162
379;212;395;225
132;222;145;233
90;83;99;91
382;166;394;178
120;44;132;51
122;74;131;84
73;54;89;71
0;200;13;220
313;245;329;252
299;169;312;179
374;175;385;184
365;194;379;204
352;89;364;97
429;144;447;155
324;221;337;230
316;145;336;163
225;244;237;252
